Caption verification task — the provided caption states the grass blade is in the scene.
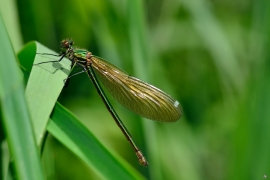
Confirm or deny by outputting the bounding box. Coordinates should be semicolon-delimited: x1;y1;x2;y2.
0;14;44;180
48;103;146;180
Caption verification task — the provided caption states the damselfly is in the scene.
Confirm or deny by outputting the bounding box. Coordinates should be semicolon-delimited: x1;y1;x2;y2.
36;39;182;166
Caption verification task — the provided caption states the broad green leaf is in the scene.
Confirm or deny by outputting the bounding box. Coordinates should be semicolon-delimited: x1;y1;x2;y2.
22;41;71;145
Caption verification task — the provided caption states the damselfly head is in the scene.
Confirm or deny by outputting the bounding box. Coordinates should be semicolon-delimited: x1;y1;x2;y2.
60;39;74;53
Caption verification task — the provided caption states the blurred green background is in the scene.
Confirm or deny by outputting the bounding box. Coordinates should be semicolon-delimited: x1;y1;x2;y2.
1;0;270;179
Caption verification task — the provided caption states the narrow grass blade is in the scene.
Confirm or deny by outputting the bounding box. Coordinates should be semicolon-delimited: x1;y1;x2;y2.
48;103;146;180
0;14;44;180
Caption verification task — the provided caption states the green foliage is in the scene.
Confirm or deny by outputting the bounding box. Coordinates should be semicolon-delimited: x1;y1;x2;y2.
0;15;44;180
1;0;270;179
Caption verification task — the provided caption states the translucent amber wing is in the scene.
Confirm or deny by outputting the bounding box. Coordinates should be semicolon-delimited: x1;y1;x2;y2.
91;56;182;122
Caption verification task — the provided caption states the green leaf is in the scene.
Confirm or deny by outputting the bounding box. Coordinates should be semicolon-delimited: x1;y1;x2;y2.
23;41;71;145
48;103;145;180
0;14;44;180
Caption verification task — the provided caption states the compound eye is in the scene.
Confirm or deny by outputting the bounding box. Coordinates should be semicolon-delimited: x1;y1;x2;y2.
61;40;70;48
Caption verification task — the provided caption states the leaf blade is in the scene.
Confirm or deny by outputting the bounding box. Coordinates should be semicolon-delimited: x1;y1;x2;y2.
0;14;44;180
24;42;71;145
